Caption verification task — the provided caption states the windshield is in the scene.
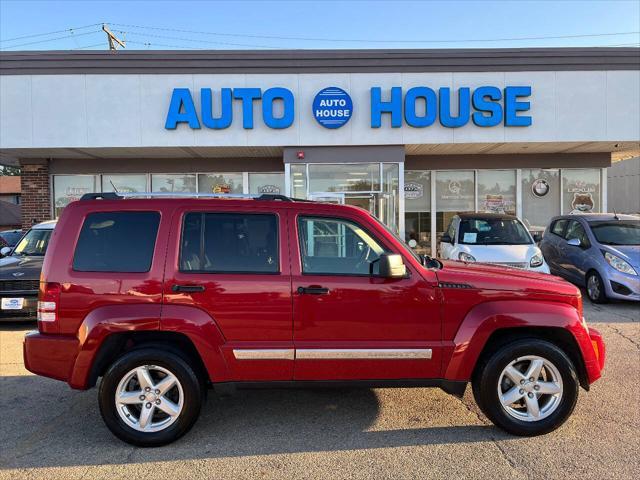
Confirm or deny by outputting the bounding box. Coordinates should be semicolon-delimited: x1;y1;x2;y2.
13;229;52;256
589;220;640;246
459;218;532;245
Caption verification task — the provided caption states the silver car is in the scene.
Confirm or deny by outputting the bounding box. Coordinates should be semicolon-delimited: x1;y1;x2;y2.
540;213;640;303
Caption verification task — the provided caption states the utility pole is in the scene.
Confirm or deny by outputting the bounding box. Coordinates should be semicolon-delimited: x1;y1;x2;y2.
102;24;126;50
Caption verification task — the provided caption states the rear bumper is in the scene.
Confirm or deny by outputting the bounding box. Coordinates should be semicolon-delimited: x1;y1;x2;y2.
23;331;79;384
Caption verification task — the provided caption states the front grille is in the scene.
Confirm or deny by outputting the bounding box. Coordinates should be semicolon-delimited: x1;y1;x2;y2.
0;280;39;292
484;262;529;270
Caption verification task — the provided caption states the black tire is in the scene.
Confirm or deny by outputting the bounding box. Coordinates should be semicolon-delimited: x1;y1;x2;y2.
472;339;579;436
586;270;608;304
99;348;203;447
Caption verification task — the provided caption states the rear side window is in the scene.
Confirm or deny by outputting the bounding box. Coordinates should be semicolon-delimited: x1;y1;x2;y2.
73;212;160;272
180;212;279;273
550;219;568;237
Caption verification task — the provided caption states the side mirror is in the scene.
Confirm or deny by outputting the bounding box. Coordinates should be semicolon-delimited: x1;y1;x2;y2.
378;253;407;279
441;233;453;245
532;233;542;243
0;246;11;257
566;238;581;247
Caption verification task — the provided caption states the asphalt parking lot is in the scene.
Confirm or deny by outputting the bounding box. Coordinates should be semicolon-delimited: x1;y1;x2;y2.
0;298;638;479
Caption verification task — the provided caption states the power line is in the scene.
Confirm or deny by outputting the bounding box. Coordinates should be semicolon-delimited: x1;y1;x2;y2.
0;30;102;50
116;31;274;49
110;23;640;44
0;23;103;43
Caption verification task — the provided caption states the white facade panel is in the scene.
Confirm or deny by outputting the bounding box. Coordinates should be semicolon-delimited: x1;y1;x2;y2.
555;71;607;141
86;75;141;147
0;70;638;149
31;75;87;147
606;70;640;141
0;75;32;147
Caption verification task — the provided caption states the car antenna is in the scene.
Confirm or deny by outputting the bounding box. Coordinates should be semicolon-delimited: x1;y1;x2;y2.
109;180;119;193
612;208;619;220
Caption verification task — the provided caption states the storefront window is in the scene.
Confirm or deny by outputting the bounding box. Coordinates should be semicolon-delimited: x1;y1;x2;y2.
521;169;560;230
249;173;285;195
151;174;196;193
381;164;399;233
308;163;380;193
562;169;601;214
53;175;98;217
404;170;431;255
291;164;307;198
197;173;243;194
435;170;474;255
477;170;516;215
102;174;147;193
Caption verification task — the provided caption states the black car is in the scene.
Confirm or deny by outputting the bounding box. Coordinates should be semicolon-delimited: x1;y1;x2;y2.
0;229;24;249
0;221;56;321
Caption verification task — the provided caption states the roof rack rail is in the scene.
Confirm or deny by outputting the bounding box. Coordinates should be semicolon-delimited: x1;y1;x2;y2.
79;192;295;202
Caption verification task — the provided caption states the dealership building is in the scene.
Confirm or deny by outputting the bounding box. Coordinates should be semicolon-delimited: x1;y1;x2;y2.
0;48;638;254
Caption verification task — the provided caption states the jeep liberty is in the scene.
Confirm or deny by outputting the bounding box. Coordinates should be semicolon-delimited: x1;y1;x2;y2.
23;193;606;446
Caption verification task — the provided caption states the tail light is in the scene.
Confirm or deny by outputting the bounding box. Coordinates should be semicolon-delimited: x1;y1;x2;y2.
38;282;60;323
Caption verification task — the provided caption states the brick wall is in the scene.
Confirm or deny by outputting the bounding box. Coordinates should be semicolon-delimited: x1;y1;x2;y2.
20;161;51;230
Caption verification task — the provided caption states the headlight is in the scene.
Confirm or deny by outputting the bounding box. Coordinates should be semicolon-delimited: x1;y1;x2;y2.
530;253;544;268
458;252;476;262
604;252;637;275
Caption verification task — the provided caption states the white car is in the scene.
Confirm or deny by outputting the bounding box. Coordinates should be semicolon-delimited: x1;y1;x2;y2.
439;213;550;273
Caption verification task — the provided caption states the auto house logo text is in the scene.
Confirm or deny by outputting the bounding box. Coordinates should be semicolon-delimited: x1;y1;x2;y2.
165;84;533;130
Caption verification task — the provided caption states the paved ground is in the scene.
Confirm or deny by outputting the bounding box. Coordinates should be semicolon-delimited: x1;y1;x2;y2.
0;298;638;479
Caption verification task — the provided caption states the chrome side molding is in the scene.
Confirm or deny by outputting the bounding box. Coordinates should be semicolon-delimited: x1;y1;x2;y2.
295;348;432;360
233;348;432;360
232;349;295;360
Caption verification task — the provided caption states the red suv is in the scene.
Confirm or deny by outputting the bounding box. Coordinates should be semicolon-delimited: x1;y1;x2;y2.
24;193;605;446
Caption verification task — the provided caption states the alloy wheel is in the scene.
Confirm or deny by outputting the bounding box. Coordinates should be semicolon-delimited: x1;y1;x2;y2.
587;274;601;301
497;355;563;422
115;365;184;433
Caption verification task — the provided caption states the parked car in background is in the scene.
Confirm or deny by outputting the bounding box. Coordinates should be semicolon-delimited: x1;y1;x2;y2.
23;193;605;446
0;220;56;321
440;213;549;273
0;229;23;249
540;214;640;303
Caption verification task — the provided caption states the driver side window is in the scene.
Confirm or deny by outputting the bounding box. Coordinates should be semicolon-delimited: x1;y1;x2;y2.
298;217;386;275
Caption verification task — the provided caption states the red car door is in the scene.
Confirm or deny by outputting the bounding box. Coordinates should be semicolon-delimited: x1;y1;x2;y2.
162;204;293;381
289;208;442;381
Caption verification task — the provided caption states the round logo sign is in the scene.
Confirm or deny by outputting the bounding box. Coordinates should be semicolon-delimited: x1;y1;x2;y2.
531;179;550;198
404;181;424;200
312;87;353;129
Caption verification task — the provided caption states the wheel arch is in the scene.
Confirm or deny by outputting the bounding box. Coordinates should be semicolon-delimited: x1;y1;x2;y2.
443;300;592;390
86;330;210;389
470;327;590;390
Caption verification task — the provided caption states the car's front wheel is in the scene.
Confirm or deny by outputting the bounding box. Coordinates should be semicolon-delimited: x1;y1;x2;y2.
99;348;203;446
586;271;608;304
473;339;579;436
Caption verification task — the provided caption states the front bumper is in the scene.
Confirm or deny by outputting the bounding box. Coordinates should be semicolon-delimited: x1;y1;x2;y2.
23;331;79;383
603;269;640;301
584;327;606;385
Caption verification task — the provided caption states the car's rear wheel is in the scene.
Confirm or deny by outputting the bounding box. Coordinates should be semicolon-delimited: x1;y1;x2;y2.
99;348;203;446
586;271;608;304
473;339;579;436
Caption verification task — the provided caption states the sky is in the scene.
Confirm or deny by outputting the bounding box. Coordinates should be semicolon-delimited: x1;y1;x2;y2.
0;0;639;51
